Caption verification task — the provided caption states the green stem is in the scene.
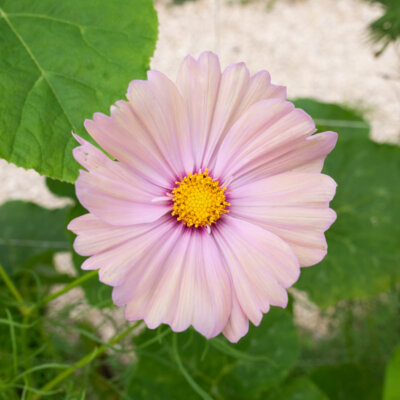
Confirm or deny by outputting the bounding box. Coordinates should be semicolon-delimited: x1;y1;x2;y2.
39;270;98;306
0;264;30;315
32;322;140;400
172;335;214;400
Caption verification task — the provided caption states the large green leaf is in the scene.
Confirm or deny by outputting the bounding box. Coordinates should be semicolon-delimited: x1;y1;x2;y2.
310;364;381;400
129;309;299;399
265;377;328;400
0;0;157;182
0;201;70;274
294;99;400;307
384;342;400;400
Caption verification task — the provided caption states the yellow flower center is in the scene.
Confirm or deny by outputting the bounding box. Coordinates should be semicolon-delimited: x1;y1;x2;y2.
171;169;230;228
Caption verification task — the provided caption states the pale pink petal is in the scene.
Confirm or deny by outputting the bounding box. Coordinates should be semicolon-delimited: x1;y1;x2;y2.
84;112;173;188
222;291;249;343
72;134;166;195
213;99;315;179
127;70;193;175
234;70;286;117
81;216;176;286
213;217;299;336
68;213;162;257
231;131;338;188
115;229;232;339
176;52;289;170
201;62;250;166
176;52;221;168
75;170;170;226
230;172;337;266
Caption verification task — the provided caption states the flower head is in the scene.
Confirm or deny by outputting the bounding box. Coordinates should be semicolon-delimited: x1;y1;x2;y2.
68;52;337;342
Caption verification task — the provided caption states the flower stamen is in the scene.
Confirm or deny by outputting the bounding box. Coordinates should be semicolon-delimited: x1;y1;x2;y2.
171;169;230;228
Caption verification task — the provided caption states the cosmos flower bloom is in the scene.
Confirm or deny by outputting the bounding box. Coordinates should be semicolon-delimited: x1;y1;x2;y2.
68;52;337;342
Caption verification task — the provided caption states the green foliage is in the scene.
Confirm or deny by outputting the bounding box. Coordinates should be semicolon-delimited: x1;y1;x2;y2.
363;0;400;53
265;377;328;400
129;308;298;399
294;99;400;308
384;342;400;400
46;177;76;199
0;0;158;183
0;201;70;275
310;364;381;400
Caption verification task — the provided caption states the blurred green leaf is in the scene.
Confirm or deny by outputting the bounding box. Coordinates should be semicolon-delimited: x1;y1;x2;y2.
294;99;400;307
265;376;328;400
0;0;158;183
384;342;400;400
0;201;70;274
225;308;299;397
130;309;298;399
310;364;381;400
46;177;76;200
363;0;400;54
293;99;370;142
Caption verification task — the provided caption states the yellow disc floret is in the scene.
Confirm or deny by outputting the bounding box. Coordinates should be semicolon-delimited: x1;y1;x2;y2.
171;169;230;228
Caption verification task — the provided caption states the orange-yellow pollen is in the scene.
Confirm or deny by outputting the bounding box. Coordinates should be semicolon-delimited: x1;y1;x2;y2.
171;169;230;228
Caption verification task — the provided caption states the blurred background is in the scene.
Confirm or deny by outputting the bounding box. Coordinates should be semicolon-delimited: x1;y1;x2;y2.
1;0;399;399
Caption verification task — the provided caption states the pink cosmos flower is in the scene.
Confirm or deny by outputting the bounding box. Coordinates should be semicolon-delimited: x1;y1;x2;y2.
68;52;337;343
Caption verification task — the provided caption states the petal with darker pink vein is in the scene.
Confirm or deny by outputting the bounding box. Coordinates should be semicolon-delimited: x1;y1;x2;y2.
230;131;337;189
213;217;300;342
230;172;337;266
213;99;315;179
222;290;249;343
75;168;170;226
176;52;289;170
78;216;177;286
113;228;232;339
127;70;193;175
68;213;166;257
176;52;221;168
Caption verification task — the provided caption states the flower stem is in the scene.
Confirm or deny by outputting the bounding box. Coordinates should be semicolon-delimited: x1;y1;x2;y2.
172;335;214;400
0;264;30;315
39;270;98;306
32;322;140;400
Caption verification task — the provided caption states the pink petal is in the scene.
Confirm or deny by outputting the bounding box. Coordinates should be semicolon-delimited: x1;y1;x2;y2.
72;134;170;226
201;62;250;166
81;216;176;286
230;172;337;267
234;70;286;117
72;134;166;195
75;169;170;226
68;213;162;257
114;229;232;339
231;131;338;188
176;52;289;171
213;99;315;179
176;52;221;168
222;291;249;343
127;70;193;175
84;111;173;188
213;217;300;340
